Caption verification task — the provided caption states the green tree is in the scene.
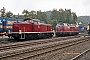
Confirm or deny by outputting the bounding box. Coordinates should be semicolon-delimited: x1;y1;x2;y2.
5;11;13;18
72;12;77;23
50;9;58;20
29;10;37;19
50;19;58;30
58;9;65;23
37;10;47;23
22;9;29;18
0;7;6;17
50;8;77;28
64;9;72;23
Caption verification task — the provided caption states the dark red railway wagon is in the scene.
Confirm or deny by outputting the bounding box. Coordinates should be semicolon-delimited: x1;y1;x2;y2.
8;18;54;40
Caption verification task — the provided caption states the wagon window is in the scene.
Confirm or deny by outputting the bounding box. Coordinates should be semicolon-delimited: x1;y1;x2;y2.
59;23;64;25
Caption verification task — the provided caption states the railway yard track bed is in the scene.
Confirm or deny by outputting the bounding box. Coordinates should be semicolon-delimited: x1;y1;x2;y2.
0;35;90;60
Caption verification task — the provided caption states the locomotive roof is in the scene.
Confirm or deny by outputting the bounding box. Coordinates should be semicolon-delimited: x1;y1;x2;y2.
32;19;40;22
24;18;40;22
57;22;78;27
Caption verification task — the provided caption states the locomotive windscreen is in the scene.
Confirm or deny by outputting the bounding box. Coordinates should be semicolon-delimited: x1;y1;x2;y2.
57;23;64;27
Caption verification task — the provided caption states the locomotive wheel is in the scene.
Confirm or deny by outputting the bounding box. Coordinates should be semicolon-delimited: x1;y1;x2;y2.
25;35;30;40
13;37;19;40
24;34;31;40
33;34;38;39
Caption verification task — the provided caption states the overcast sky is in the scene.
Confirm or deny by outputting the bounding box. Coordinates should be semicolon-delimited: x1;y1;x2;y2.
0;0;90;16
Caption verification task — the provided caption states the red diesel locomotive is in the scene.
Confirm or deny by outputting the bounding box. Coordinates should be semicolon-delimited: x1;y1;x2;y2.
55;22;79;36
8;18;54;39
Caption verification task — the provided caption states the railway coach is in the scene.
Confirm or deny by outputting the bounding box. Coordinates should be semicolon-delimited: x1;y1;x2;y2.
0;17;23;35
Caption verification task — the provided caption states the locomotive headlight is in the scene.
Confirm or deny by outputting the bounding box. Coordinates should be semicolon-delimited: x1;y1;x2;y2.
19;30;22;34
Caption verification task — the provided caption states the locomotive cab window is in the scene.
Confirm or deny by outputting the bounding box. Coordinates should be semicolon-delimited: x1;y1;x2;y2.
24;20;28;23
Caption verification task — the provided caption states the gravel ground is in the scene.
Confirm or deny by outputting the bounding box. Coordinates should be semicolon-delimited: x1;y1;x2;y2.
0;35;90;60
75;49;90;60
31;38;90;60
0;36;9;41
0;35;9;38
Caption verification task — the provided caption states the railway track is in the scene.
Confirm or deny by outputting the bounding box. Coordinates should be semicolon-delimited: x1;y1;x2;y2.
19;37;90;60
0;36;89;60
71;48;90;60
39;36;90;60
0;35;81;52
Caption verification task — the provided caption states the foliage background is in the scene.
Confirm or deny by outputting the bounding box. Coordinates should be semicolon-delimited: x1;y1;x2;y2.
0;7;77;30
